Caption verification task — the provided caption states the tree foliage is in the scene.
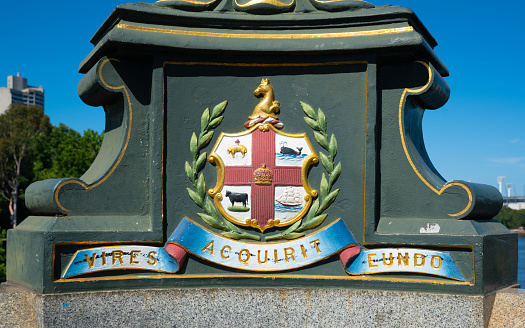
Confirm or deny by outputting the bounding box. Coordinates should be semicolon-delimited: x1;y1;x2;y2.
0;104;51;226
0;105;103;280
33;123;103;180
0;105;103;229
494;206;525;229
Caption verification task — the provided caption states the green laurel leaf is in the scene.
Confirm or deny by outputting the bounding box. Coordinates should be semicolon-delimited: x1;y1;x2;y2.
265;234;282;241
304;117;320;131
317;189;339;214
287;219;302;232
309;198;320;219
201;108;210;133
199;131;214;148
196;174;206;199
190;132;198;158
195;152;207;172
320;173;329;199
187;188;203;208
198;213;224;230
239;232;261;240
221;231;241;239
266;220;304;241
298;214;327;232
317;109;327;132
223;219;242;233
221;231;261;241
329;134;337;160
203;198;217;218
185;161;194;183
283;220;305;238
319;152;333;173
314;131;329;150
283;232;305;240
211;100;227;119
208;116;224;129
330;162;341;186
300;101;316;119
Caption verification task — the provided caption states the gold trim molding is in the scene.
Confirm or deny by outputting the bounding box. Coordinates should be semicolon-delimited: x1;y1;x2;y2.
116;24;414;40
398;61;472;217
55;58;133;212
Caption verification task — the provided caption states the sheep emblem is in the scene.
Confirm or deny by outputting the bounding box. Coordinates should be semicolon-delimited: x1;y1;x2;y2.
227;139;248;158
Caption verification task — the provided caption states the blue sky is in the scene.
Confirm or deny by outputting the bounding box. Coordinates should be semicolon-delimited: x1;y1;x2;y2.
1;1;523;194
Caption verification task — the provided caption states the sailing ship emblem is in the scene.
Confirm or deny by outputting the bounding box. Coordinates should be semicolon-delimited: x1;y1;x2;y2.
208;79;318;232
275;187;303;208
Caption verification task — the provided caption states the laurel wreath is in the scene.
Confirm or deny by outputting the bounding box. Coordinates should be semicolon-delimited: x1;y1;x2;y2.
185;101;260;241
266;102;341;241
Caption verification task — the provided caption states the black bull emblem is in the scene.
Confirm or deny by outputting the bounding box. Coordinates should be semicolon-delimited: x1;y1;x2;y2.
225;191;249;207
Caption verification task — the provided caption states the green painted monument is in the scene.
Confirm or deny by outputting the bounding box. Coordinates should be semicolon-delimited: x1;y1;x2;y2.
7;0;517;298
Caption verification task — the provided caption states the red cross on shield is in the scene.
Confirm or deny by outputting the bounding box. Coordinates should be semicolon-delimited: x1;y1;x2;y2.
209;124;318;232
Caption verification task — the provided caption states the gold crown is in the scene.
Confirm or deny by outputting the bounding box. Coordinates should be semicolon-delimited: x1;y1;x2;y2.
253;163;273;185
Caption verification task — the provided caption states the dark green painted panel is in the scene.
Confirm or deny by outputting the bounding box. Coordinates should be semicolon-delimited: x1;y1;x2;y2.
6;1;516;295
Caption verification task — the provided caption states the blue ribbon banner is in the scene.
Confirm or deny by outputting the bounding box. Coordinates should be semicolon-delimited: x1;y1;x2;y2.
62;218;358;278
62;246;180;279
345;248;465;281
167;218;358;271
62;218;464;282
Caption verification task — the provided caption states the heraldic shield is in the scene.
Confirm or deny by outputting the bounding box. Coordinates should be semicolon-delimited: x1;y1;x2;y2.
208;125;318;232
60;78;465;281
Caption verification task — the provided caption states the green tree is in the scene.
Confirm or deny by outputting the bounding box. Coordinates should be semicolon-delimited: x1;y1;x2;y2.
0;119;102;280
33;123;103;180
0;104;51;227
494;206;525;229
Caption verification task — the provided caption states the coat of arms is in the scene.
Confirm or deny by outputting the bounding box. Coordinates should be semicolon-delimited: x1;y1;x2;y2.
167;77;361;271
208;80;319;232
63;78;465;281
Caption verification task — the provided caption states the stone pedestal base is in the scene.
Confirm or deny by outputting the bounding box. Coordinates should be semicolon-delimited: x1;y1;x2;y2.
1;285;523;327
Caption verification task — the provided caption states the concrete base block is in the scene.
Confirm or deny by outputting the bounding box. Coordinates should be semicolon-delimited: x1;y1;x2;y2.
1;285;523;327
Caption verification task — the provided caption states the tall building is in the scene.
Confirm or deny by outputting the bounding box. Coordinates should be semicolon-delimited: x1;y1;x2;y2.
0;73;44;114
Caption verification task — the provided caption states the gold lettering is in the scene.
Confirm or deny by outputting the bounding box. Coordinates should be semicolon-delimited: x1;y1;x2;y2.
112;250;124;265
398;252;409;267
368;253;378;268
102;251;106;266
202;241;214;256
300;244;307;259
130;250;141;265
239;249;250;265
258;250;268;264
382;253;393;267
310;239;321;253
147;251;158;266
274;249;278;264
414;253;425;268
221;245;231;260
284;248;295;263
85;253;96;269
431;256;442;269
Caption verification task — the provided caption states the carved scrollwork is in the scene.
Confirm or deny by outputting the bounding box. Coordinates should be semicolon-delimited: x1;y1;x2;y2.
309;0;374;12
155;0;221;11
233;0;295;14
156;0;375;14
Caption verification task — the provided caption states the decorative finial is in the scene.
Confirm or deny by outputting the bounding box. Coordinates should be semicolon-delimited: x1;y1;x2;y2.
244;78;284;130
